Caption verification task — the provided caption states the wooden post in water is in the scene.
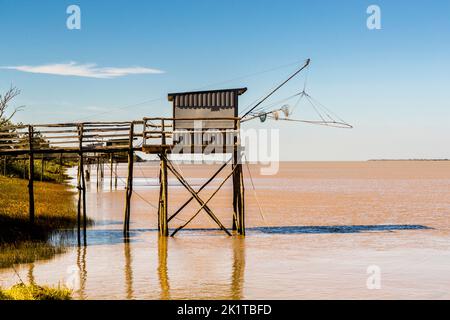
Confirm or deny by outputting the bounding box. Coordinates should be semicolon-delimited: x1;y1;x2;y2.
110;153;113;190
123;122;134;235
232;119;245;235
101;157;104;179
158;120;168;237
238;163;245;235
96;156;100;191
114;161;118;189
76;126;82;246
232;120;239;232
79;125;87;245
28;126;35;224
76;163;81;246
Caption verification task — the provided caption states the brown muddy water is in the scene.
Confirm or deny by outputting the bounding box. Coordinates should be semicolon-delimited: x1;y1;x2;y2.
1;161;450;299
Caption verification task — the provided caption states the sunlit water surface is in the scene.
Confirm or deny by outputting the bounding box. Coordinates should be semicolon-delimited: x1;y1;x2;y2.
1;161;450;299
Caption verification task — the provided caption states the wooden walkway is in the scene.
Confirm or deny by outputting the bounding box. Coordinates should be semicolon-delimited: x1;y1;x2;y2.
0;117;245;242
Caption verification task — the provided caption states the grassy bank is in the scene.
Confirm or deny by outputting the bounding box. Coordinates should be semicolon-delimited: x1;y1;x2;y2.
0;176;78;243
0;284;72;300
0;175;82;268
0;242;65;269
3;157;74;183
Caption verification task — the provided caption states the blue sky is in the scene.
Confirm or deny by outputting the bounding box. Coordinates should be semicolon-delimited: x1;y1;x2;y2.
0;0;449;160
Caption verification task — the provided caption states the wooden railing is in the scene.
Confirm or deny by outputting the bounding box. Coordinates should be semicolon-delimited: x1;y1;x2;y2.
0;117;241;156
142;117;241;154
0;121;145;155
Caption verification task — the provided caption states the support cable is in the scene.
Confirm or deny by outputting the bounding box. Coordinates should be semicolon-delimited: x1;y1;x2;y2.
243;155;267;225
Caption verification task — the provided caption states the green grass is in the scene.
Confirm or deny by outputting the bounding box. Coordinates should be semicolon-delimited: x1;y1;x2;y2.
0;283;72;300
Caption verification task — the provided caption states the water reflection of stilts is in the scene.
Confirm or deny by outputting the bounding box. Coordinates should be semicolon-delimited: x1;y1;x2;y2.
124;240;134;299
230;237;245;300
155;236;246;299
27;263;35;286
158;236;170;300
77;245;87;300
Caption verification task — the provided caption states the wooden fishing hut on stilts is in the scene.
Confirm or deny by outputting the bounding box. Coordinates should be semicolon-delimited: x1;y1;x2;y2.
141;88;247;237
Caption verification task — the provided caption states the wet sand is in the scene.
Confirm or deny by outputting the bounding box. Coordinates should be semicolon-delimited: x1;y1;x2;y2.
1;161;450;299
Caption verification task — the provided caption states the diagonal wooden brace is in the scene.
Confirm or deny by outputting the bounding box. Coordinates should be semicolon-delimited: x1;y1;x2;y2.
162;155;231;236
168;157;232;223
171;162;238;236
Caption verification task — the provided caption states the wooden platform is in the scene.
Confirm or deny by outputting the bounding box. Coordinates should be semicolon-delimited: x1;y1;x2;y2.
1;117;245;240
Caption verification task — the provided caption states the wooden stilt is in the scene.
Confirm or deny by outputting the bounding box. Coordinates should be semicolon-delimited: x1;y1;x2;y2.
76;162;81;246
110;153;113;190
28;126;35;224
81;162;87;245
238;163;245;235
232;120;240;231
3;156;6;176
157;165;162;231
101;158;104;179
232;119;245;235
80;154;87;245
96;156;100;191
232;150;240;232
114;160;118;189
158;153;169;236
158;120;169;236
124;123;134;235
76;126;83;246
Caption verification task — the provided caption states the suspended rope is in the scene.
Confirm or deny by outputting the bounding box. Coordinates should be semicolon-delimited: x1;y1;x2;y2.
242;90;353;129
240;59;311;118
103;161;189;223
239;57;353;129
243;155;267;225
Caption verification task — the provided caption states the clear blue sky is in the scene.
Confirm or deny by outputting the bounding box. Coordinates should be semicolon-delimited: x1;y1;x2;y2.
1;0;449;160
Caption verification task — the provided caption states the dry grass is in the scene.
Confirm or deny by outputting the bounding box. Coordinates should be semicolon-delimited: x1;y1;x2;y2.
0;176;88;268
0;283;72;300
0;242;65;269
0;176;78;243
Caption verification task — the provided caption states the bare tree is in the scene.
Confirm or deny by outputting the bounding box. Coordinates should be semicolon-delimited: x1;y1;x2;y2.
0;86;25;126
